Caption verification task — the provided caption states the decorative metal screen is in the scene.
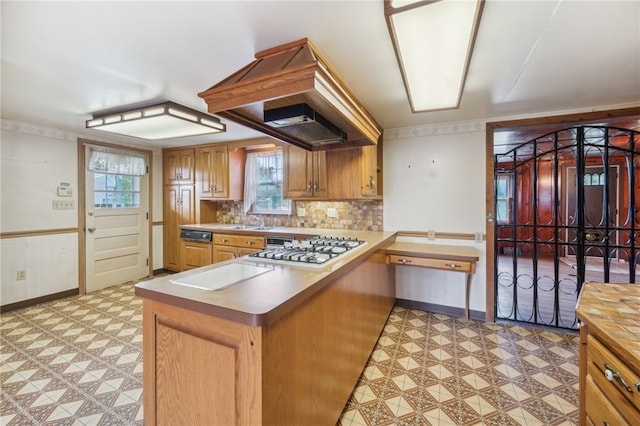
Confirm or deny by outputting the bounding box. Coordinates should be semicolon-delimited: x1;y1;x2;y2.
495;126;639;329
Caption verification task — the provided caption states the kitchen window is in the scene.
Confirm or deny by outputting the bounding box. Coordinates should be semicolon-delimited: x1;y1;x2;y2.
243;149;292;215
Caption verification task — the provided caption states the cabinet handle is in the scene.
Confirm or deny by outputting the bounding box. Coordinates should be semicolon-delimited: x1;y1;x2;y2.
604;363;633;392
399;258;412;264
445;263;461;269
307;182;313;193
314;181;319;191
246;241;254;245
221;239;228;243
209;185;213;192
369;176;375;188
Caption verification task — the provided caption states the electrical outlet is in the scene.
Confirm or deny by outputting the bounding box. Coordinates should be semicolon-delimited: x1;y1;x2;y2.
427;230;435;240
327;208;337;218
297;207;306;217
475;232;484;243
52;200;75;210
16;270;27;280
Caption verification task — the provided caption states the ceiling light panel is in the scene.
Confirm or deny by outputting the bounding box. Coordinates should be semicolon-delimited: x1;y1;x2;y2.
385;0;484;112
86;102;226;140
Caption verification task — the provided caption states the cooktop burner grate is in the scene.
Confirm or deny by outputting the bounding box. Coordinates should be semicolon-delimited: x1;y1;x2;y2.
248;236;365;265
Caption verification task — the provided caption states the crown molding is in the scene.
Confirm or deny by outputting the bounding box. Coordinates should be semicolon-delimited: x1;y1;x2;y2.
384;120;485;141
1;119;77;142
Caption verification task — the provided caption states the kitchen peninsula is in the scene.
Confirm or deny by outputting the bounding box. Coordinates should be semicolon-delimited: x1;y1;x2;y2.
135;228;396;425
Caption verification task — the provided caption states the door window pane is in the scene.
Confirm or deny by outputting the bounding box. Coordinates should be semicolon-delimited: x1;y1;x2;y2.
94;173;140;208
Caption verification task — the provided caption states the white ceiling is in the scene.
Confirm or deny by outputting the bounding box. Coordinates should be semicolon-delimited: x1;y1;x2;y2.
2;1;639;148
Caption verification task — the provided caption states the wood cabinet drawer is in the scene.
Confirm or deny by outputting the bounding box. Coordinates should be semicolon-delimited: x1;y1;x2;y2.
586;375;630;426
387;254;473;273
213;234;265;249
587;334;640;422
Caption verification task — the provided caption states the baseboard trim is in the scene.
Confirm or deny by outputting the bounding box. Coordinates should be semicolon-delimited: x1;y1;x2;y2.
395;298;486;321
1;289;79;313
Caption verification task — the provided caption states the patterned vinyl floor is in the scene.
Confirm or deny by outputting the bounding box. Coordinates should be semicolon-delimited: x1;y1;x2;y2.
1;281;579;425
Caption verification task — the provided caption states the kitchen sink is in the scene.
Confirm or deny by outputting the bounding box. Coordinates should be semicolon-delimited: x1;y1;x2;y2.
223;225;278;231
224;225;260;230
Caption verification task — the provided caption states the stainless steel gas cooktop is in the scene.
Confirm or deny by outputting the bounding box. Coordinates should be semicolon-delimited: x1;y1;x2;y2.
248;235;365;266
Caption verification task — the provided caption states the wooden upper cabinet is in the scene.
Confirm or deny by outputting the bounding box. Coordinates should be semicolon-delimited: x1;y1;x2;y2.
164;148;195;185
197;144;229;198
283;146;327;199
360;145;378;197
196;144;245;201
327;146;381;199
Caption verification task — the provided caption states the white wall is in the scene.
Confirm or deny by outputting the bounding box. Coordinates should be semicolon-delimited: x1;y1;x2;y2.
0;121;164;306
151;149;164;270
1;126;79;304
383;124;487;315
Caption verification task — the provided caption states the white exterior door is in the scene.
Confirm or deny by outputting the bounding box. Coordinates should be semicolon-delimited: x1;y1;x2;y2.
85;146;149;292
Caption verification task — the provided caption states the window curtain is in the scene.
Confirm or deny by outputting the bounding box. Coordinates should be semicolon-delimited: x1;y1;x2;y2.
244;150;286;214
88;146;146;176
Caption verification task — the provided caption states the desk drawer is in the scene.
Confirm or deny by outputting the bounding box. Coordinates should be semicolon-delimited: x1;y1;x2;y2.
387;254;473;273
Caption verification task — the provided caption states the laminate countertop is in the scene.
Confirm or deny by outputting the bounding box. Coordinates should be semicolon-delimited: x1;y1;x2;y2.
576;282;640;368
135;228;396;327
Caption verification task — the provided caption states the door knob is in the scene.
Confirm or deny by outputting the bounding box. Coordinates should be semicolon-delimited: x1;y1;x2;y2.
87;226;96;232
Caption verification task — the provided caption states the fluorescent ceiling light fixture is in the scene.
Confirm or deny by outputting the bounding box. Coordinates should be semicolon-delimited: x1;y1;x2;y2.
384;0;484;112
86;101;226;140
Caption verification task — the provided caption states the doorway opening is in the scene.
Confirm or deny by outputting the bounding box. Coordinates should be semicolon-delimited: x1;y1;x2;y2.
78;140;152;294
493;125;639;330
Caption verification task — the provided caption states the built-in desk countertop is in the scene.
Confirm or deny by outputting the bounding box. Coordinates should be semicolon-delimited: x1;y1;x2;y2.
385;241;480;320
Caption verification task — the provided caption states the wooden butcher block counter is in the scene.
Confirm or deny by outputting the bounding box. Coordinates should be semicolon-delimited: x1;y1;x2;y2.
576;282;640;426
135;229;396;426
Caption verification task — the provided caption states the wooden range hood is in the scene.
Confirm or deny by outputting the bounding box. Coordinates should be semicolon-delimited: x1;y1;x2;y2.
198;38;383;151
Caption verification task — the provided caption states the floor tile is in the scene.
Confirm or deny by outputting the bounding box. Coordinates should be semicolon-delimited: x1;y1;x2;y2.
2;282;579;425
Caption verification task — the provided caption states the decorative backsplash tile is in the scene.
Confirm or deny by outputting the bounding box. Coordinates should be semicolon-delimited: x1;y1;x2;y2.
216;200;383;231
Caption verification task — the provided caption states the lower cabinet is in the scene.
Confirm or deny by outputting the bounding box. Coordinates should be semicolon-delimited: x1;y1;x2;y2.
582;331;640;425
180;241;213;271
577;283;640;426
213;234;264;263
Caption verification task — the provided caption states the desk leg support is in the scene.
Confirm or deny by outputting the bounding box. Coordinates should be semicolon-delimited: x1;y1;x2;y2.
465;272;472;321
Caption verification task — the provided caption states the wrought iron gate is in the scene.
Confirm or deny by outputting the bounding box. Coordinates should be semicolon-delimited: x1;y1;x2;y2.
494;126;639;329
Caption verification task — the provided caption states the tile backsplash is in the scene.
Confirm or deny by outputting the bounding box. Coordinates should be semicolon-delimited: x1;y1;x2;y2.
216;200;383;231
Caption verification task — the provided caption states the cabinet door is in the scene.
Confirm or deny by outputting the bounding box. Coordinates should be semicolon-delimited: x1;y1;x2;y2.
181;241;213;271
163;185;182;271
164;149;195;185
327;148;359;199
179;185;195;225
311;151;328;199
238;247;262;257
213;246;237;263
196;145;230;199
163;185;195;272
284;146;327;199
211;144;229;198
360;145;377;197
284;146;313;198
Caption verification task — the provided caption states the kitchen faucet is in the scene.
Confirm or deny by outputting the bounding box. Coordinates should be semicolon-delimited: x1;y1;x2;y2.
249;215;264;228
